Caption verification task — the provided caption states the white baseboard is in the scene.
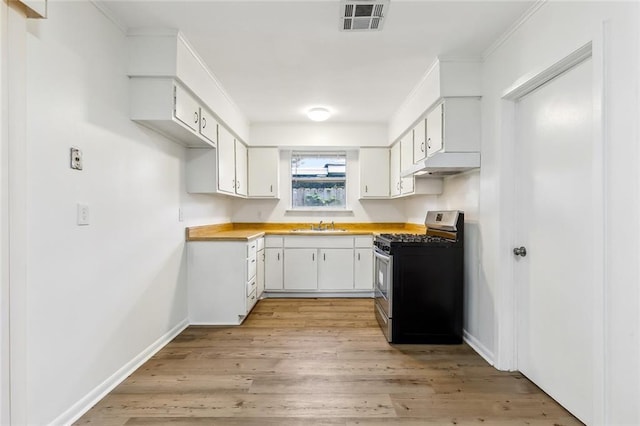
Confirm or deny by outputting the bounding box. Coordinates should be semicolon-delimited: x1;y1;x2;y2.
262;291;374;298
463;329;495;366
51;318;189;426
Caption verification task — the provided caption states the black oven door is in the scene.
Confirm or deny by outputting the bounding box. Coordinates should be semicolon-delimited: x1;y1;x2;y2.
374;248;393;341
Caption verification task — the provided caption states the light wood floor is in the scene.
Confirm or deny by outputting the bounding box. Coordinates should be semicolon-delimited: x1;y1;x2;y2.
76;298;581;425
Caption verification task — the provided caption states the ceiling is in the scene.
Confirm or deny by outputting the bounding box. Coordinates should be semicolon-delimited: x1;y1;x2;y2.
102;0;534;124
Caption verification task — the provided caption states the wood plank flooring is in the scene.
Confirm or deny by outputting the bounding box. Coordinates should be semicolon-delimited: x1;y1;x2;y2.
75;298;581;425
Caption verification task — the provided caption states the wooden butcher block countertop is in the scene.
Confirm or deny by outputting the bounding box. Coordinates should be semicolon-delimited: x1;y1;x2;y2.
186;222;427;241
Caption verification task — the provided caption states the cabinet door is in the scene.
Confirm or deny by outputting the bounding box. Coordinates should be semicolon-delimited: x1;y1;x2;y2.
264;248;284;290
217;126;236;194
257;249;265;297
199;107;217;146
354;248;373;290
426;103;444;157
284;249;317;290
235;141;248;196
413;118;427;163
174;84;200;132
360;148;389;198
248;147;279;198
318;249;354;290
389;142;401;197
400;136;415;195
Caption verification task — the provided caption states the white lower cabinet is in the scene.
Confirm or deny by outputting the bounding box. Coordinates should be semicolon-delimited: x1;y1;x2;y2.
264;248;284;290
318;249;355;290
263;235;374;293
354;248;374;290
187;238;259;325
256;237;265;298
283;249;317;290
354;236;374;290
264;236;284;290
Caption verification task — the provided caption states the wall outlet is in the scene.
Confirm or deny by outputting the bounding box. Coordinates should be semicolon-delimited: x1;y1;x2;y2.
70;147;83;170
178;207;184;222
77;203;89;226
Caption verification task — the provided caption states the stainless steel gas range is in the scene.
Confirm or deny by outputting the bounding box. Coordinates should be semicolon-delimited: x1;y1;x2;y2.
374;210;464;344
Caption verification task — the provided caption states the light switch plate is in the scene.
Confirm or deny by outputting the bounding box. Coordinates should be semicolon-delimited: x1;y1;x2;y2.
77;203;89;226
70;147;82;170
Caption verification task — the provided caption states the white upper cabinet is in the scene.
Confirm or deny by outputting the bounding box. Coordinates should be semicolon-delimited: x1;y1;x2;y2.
400;135;414;195
389;142;401;197
235;141;248;197
248;147;279;198
174;83;200;133
199;107;218;145
359;148;389;199
217;126;237;195
426;102;444;157
130;78;217;148
412;118;427;163
127;32;250;143
186;127;248;198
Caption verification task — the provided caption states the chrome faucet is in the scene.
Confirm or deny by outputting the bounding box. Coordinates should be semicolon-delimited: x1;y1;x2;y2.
311;220;326;231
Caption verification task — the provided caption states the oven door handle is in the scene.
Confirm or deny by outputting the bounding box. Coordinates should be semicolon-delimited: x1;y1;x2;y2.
374;250;391;262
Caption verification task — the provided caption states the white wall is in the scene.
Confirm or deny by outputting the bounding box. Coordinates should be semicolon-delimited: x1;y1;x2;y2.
250;122;388;148
468;2;639;424
15;1;231;424
0;2;9;423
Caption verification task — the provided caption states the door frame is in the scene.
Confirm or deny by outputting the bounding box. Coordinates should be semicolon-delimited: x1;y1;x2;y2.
496;40;606;424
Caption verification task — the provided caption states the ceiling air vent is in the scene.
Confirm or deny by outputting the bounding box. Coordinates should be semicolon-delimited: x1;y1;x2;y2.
340;0;389;32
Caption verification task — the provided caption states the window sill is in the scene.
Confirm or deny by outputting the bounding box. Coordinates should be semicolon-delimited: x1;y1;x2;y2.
285;208;354;214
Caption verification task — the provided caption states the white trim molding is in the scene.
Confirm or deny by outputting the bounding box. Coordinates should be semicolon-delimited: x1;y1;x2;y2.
483;0;547;60
464;330;495;367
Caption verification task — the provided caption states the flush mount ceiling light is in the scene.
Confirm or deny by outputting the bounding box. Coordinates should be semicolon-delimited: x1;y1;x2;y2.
307;107;331;122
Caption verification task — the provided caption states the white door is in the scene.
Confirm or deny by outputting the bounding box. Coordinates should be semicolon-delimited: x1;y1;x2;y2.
354;248;373;290
400;136;414;194
318;249;354;290
283;249;317;290
426;103;443;156
217;126;236;194
234;140;248;196
359;148;389;198
256;249;265;297
413;118;427;163
514;57;595;424
248;147;279;197
264;248;283;290
389;142;401;197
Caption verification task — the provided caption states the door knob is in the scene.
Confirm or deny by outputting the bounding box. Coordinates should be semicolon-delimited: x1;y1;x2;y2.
513;246;527;257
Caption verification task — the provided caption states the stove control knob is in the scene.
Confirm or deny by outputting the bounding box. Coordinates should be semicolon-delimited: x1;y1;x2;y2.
513;246;527;257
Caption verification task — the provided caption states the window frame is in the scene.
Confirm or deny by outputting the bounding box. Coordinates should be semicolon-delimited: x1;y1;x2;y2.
289;150;348;211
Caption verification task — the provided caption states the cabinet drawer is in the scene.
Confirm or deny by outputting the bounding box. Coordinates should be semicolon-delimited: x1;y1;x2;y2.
247;240;258;258
355;236;373;248
257;237;265;251
247;255;257;280
246;289;257;310
247;277;257;295
265;236;284;248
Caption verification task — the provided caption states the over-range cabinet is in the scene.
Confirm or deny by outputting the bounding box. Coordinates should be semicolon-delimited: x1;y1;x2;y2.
374;211;464;344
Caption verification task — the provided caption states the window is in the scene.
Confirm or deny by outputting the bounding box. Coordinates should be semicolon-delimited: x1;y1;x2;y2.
291;151;347;209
